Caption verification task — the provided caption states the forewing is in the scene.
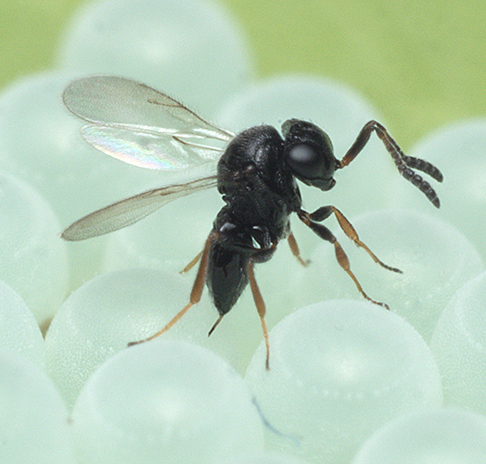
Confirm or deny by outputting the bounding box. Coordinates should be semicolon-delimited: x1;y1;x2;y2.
63;76;233;172
60;176;218;241
63;75;234;141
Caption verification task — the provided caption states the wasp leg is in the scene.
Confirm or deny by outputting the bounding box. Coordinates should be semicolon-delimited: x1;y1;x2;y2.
287;231;310;267
128;231;215;347
309;206;402;273
297;209;390;310
338;120;442;208
248;259;271;370
180;250;203;274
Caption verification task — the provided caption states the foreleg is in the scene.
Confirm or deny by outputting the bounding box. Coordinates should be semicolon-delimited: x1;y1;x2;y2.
297;208;395;309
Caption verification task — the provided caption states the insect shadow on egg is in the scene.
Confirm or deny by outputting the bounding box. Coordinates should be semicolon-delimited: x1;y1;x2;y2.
61;76;443;369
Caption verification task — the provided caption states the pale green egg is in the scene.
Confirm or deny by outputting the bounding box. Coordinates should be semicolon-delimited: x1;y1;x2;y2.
71;340;264;463
245;299;443;464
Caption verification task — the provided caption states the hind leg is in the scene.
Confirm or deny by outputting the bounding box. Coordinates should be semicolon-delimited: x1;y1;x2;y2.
247;258;271;370
128;231;215;347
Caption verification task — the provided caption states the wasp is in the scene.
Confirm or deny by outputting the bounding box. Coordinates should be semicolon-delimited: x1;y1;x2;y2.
61;76;443;369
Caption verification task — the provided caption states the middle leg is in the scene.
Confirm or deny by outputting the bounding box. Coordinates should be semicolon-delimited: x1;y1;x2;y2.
287;231;310;267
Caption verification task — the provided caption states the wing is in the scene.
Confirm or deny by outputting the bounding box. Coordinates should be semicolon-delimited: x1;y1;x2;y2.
60;176;218;241
81;125;224;170
63;76;234;170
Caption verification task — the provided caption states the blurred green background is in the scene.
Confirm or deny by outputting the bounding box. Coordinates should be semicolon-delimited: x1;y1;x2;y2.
0;0;485;145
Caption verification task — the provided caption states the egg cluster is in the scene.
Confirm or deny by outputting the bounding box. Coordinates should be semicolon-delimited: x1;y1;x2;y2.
1;0;486;463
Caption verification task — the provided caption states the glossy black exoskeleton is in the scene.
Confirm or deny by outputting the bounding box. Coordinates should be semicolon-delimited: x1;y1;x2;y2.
61;76;443;369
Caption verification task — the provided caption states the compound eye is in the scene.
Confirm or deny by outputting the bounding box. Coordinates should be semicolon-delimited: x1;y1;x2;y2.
285;143;325;179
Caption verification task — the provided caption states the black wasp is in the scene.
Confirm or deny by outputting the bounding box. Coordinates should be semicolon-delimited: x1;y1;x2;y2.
61;76;443;369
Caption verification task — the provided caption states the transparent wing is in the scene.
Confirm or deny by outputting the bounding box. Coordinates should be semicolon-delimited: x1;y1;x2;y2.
81;125;223;170
60;176;218;241
63;75;234;170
